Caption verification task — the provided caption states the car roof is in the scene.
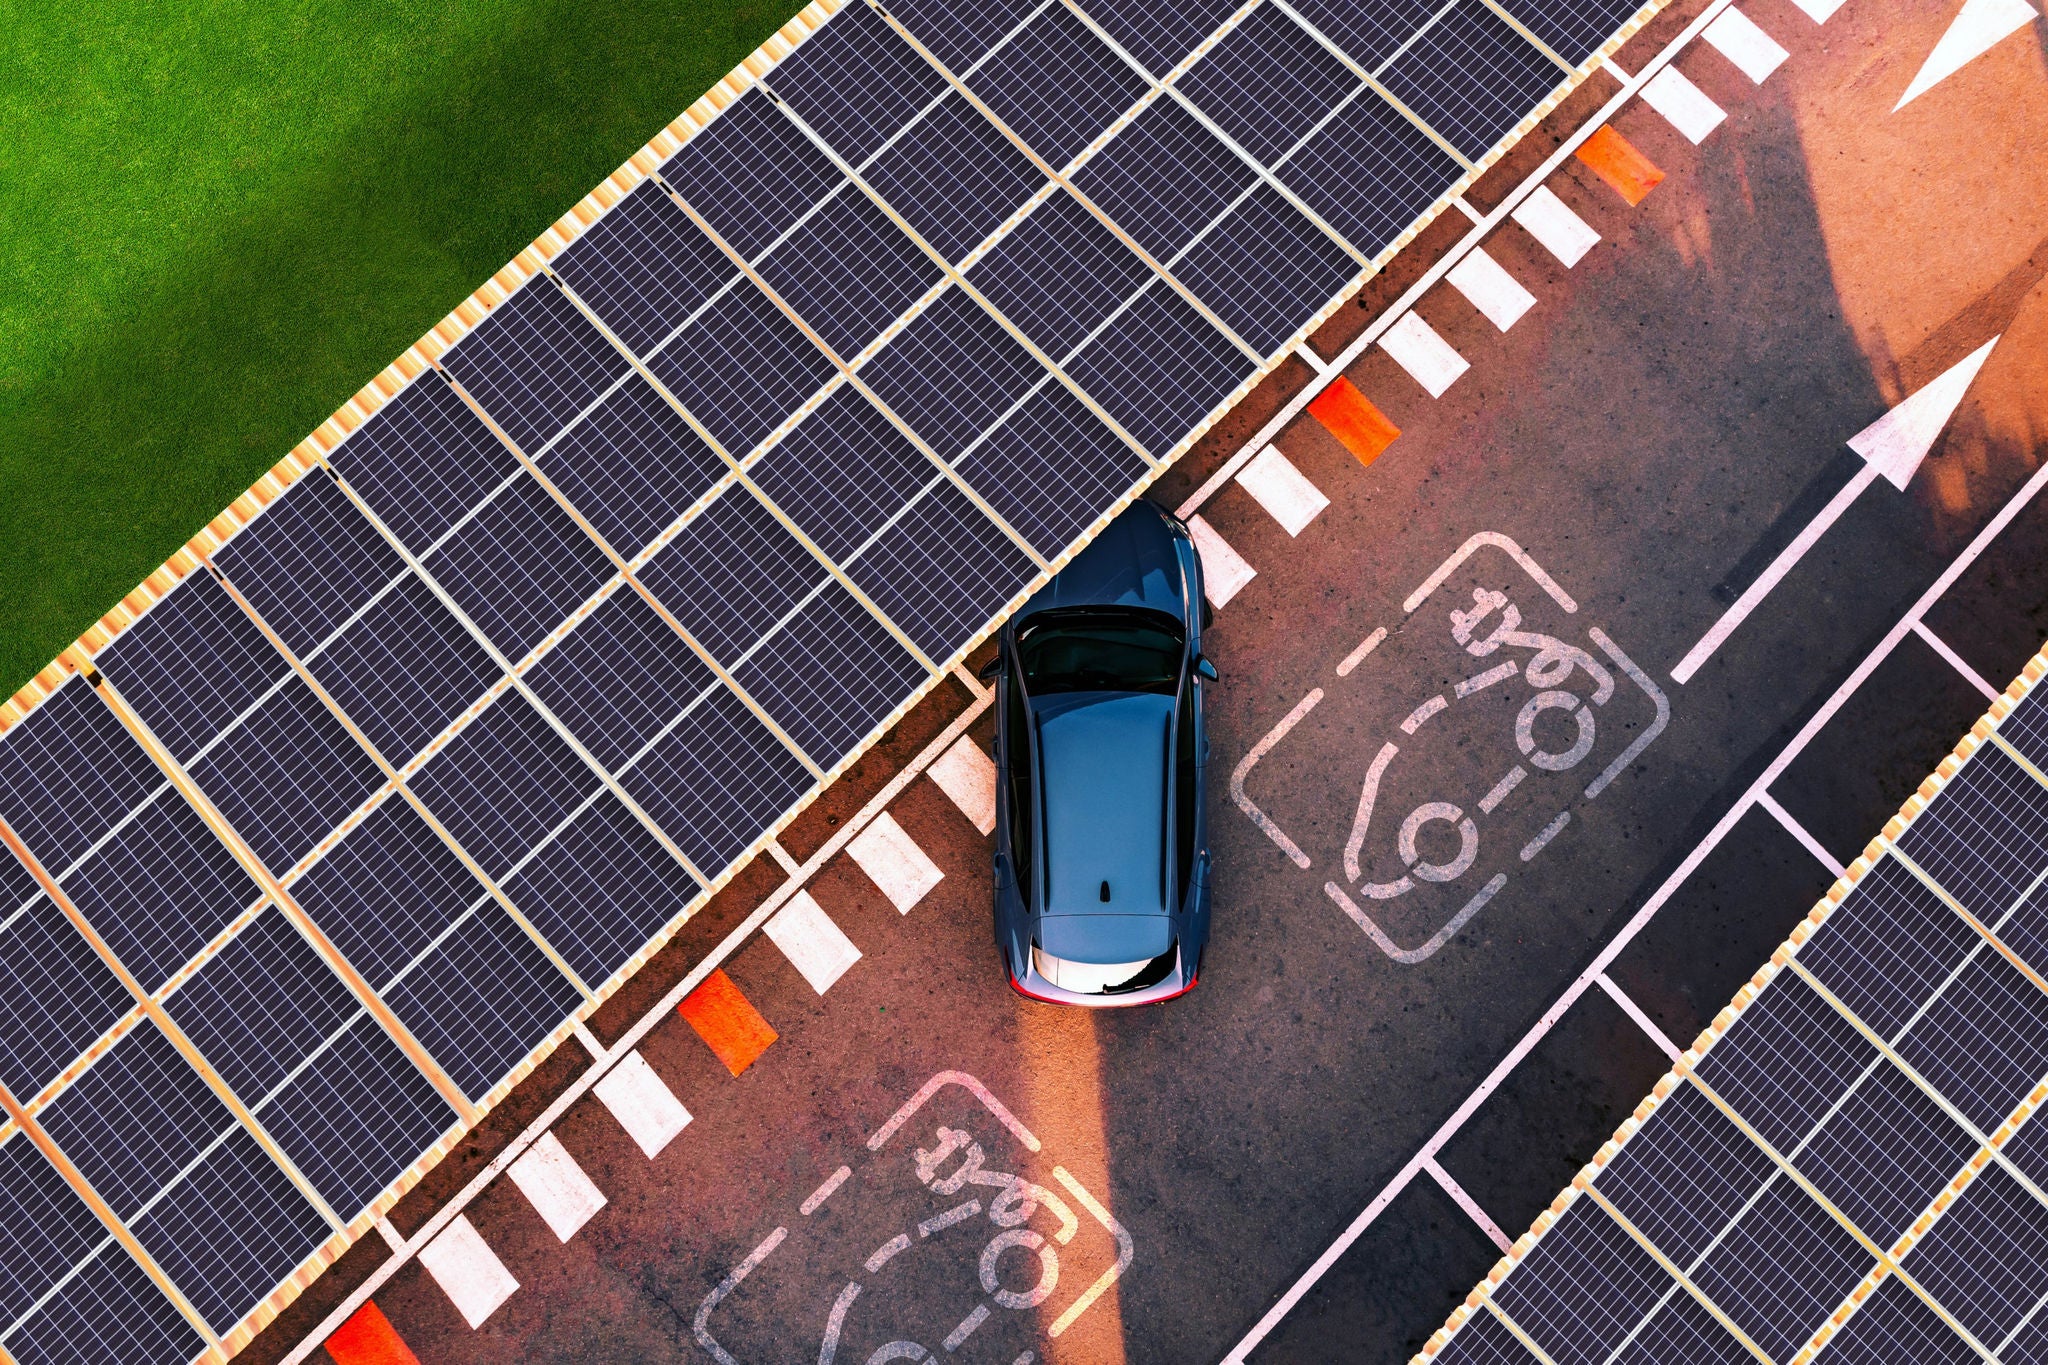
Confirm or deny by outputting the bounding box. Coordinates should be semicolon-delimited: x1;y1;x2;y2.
1033;690;1172;917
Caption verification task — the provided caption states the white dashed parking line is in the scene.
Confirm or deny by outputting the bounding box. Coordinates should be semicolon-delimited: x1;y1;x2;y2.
1378;311;1469;398
1189;515;1257;609
1640;66;1728;143
1703;6;1790;82
508;1132;608;1243
1445;247;1537;332
594;1050;693;1158
927;733;997;835
1234;446;1329;536
419;1215;519;1329
764;890;863;995
1510;186;1600;267
847;811;944;913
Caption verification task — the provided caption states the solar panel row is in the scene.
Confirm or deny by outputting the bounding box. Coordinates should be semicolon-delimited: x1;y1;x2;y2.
1428;674;2048;1364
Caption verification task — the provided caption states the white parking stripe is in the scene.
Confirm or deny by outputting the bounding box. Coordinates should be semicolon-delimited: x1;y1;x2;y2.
1233;446;1329;536
1703;7;1789;82
1511;186;1600;267
594;1050;692;1158
419;1216;519;1329
928;734;997;835
1783;0;1845;21
1640;66;1727;143
508;1132;607;1243
1189;515;1256;608
1445;248;1537;332
1378;312;1469;398
847;811;944;913
764;891;862;995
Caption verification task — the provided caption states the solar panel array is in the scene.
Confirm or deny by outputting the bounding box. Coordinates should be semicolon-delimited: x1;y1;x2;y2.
0;0;1652;1356
1421;653;2048;1365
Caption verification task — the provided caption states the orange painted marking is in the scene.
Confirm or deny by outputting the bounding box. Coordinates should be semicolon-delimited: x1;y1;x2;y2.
325;1302;421;1365
1575;125;1664;205
1307;378;1401;467
679;969;778;1076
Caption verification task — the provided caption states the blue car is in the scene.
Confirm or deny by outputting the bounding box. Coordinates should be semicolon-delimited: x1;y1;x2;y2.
981;500;1215;1006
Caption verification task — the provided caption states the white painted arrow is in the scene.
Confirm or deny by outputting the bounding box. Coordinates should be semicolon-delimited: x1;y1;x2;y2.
1896;0;2038;110
1672;337;1999;683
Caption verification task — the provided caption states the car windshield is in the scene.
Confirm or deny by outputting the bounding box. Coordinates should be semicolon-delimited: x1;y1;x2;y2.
1018;610;1183;695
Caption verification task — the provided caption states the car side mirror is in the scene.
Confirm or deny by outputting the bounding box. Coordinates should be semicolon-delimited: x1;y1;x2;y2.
977;655;1002;683
1195;656;1219;682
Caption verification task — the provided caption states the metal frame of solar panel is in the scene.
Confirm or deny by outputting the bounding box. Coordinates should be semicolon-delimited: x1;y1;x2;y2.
1421;653;2048;1365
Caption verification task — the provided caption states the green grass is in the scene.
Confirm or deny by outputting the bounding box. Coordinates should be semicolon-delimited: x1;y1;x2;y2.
0;0;806;695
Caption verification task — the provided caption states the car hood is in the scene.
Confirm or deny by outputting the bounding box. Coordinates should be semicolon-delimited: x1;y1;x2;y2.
1034;690;1172;918
1035;914;1175;964
1019;501;1184;621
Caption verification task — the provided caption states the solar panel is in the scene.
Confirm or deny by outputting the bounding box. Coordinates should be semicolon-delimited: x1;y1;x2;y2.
255;1012;456;1215
303;573;501;768
767;0;950;165
1064;279;1253;456
1176;4;1361;167
1609;1291;1750;1365
732;581;928;767
0;1131;106;1329
755;184;944;359
1996;878;2048;980
0;897;129;1103
1686;1174;1868;1362
661;86;845;262
36;1019;235;1220
1594;1082;1773;1269
863;92;1046;264
536;373;729;561
1498;0;1643;68
1072;0;1239;78
967;3;1150;169
1276;87;1465;257
1284;0;1440;72
2005;1309;2048;1362
885;0;1046;78
1794;1060;1976;1246
858;287;1048;459
1817;1271;1980;1365
967;188;1154;361
2006;1106;2048;1192
843;479;1037;660
440;277;633;456
637;485;831;666
550;179;737;359
956;382;1147;557
1692;971;1877;1155
407;690;603;883
60;786;261;994
1434;1307;1541;1364
614;683;817;874
93;572;292;765
212;472;410;662
380;903;581;1099
644;278;836;458
1999;684;2048;772
1070;96;1258;261
1174;182;1360;353
0;679;164;879
3;1238;207;1365
287;796;490;990
128;1126;329;1334
1894;947;2048;1134
523;588;718;773
1488;1197;1671;1365
328;372;522;557
2;841;34;917
1901;1161;2048;1348
748;384;936;562
423;472;615;662
1377;0;1565;162
500;790;705;985
187;676;384;879
1897;744;2048;921
1794;856;1980;1042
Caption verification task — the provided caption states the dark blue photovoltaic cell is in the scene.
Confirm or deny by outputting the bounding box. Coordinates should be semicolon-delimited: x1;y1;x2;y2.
524;589;717;773
1434;1308;1541;1364
749;384;935;562
1379;0;1564;161
957;383;1147;558
502;790;704;984
0;1131;106;1328
1794;856;1979;1042
551;179;736;358
1895;947;2048;1133
425;472;615;662
967;189;1153;361
1595;1083;1773;1268
967;4;1149;169
768;2;949;165
885;0;1042;77
1073;0;1238;76
1691;1177;1868;1361
844;480;1036;660
538;374;727;560
1500;0;1643;67
1999;683;2048;772
188;676;384;879
662;87;844;262
213;472;409;661
1490;1198;1671;1365
1065;281;1252;456
733;581;927;766
1796;1061;1975;1246
1901;1162;2048;1348
1815;1272;1979;1365
409;691;601;882
95;572;291;764
1286;0;1440;71
1175;183;1360;353
164;907;356;1106
616;681;816;874
859;288;1048;459
328;373;522;556
0;896;132;1102
382;904;581;1098
5;1239;206;1365
440;278;632;456
1071;97;1256;262
864;93;1046;264
1612;1293;1750;1365
1277;89;1464;257
638;485;830;666
289;797;490;989
756;186;942;359
305;573;500;768
1897;744;2048;921
1694;972;1876;1155
0;679;163;879
645;278;836;458
1178;5;1361;167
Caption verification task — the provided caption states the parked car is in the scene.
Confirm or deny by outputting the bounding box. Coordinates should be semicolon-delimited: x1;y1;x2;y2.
981;500;1215;1005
